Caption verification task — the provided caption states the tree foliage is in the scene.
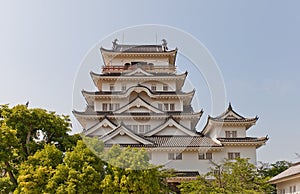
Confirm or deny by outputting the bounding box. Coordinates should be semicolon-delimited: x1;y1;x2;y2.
13;137;170;193
0;104;76;192
257;160;291;193
101;145;170;194
258;160;291;178
178;158;273;194
0;104;170;193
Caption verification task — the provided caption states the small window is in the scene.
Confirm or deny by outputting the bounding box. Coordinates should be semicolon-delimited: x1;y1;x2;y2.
163;84;168;91
164;103;169;111
109;84;115;91
175;153;182;160
228;152;240;159
168;153;182;160
293;186;296;192
145;125;151;132
151;84;156;91
290;186;293;193
225;131;237;138
132;125;138;133
103;103;108;111
115;103;120;110
139;125;145;134
206;153;212;160
198;153;212;160
170;104;175;111
198;153;205;160
109;104;114;111
158;104;162;110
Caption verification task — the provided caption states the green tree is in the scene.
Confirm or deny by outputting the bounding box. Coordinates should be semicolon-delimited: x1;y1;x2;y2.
47;139;105;193
0;104;77;192
258;160;291;193
14;144;63;194
101;145;170;194
258;160;291;178
1;104;72;156
179;158;272;194
0;123;19;190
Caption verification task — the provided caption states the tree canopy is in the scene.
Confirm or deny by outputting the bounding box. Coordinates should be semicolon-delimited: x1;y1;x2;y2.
0;104;170;193
178;158;273;194
0;104;78;192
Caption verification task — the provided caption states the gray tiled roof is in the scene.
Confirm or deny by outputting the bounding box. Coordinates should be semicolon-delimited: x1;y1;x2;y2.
113;45;164;52
104;136;221;148
217;137;268;142
146;136;221;147
269;162;300;183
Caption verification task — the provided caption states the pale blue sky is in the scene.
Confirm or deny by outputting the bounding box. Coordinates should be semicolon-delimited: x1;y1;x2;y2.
1;0;300;163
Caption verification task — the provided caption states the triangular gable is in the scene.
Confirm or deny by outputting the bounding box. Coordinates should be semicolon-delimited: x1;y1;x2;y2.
124;67;153;76
83;117;117;136
114;97;164;114
144;117;198;137
100;125;153;145
213;103;245;120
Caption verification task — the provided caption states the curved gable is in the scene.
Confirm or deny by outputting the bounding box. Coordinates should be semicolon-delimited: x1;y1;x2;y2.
114;97;163;114
101;125;153;145
83;117;117;136
144;117;198;137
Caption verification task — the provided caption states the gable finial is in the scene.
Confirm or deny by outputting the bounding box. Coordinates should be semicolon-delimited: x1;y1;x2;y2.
228;102;233;110
162;39;168;51
112;38;118;49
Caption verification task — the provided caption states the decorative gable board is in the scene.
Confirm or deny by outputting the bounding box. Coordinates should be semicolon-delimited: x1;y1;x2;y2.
155;126;189;136
145;118;198;137
101;125;153;145
89;127;113;136
106;135;140;144
124;67;153;76
114;97;163;114
221;110;244;120
83;118;117;136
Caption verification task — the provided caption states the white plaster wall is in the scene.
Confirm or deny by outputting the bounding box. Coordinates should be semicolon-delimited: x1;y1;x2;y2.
149;147;257;174
212;146;257;165
150;151;219;174
207;126;247;139
277;178;300;194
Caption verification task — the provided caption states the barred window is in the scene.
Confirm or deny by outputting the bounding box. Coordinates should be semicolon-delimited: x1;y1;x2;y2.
168;153;182;160
225;131;237;138
198;153;212;160
103;103;108;111
163;84;168;91
228;152;240;160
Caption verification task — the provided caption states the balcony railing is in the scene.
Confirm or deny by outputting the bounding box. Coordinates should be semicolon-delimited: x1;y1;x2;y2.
102;65;176;73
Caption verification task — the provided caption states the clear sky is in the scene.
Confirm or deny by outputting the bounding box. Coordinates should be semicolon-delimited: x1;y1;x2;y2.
1;0;300;164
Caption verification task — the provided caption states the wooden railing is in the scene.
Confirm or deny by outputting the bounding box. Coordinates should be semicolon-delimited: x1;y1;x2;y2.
102;65;176;73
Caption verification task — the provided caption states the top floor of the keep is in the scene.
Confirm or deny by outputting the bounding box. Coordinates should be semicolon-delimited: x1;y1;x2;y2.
100;39;178;74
